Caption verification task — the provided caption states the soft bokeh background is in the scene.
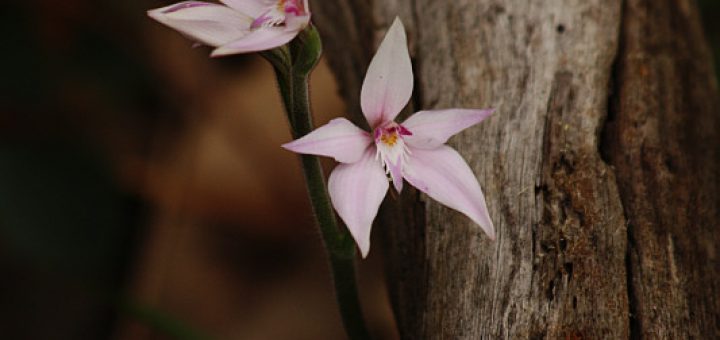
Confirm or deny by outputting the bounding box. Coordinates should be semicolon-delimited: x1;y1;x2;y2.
0;1;717;339
0;1;396;339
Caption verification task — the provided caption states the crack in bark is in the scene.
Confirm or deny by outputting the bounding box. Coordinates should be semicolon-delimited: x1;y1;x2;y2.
599;1;638;339
408;0;424;115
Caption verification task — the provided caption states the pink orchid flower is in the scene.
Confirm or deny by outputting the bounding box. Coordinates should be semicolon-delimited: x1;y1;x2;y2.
147;0;310;57
282;18;496;258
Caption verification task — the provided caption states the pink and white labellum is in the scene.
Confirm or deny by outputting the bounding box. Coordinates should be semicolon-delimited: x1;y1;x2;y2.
147;0;310;57
282;17;496;258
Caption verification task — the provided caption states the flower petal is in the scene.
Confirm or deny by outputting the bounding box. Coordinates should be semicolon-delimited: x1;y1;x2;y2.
284;14;311;31
329;148;389;257
303;0;311;15
211;24;303;56
403;146;495;240
220;0;274;17
402;109;494;149
388;159;404;193
360;17;413;128
148;1;251;47
282;118;372;163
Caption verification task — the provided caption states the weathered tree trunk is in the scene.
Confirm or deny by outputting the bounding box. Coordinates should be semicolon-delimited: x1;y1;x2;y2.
312;0;719;338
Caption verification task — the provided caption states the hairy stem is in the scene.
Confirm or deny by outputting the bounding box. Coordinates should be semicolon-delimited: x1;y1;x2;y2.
289;72;371;340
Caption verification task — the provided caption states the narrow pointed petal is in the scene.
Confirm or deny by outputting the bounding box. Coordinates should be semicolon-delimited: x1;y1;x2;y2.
328;148;389;257
402;109;495;149
403;146;495;240
211;24;302;56
220;0;274;17
148;2;251;47
388;159;404;192
360;17;413;128
282;118;372;163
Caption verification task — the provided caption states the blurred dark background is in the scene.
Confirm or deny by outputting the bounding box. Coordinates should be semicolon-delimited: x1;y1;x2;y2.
0;1;396;339
0;1;717;339
701;0;720;82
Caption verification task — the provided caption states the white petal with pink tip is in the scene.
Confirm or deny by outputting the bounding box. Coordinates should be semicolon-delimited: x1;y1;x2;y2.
402;109;494;149
147;2;252;47
328;148;389;258
403;146;495;240
282;118;372;164
360;17;414;128
220;0;275;17
149;0;310;57
211;25;297;56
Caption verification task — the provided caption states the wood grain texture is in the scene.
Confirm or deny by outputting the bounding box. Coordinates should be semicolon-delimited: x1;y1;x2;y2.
604;0;720;338
312;0;719;338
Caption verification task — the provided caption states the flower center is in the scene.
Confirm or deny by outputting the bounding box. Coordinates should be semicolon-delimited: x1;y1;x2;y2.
374;123;412;175
251;0;303;29
380;131;399;147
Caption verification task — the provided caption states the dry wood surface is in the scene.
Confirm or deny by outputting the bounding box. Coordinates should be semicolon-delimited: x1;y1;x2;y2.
312;0;719;338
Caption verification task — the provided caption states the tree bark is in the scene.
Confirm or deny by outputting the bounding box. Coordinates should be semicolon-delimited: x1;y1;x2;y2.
312;0;720;338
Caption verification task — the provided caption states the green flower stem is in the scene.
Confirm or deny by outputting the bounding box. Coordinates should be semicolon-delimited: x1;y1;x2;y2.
261;26;371;340
289;71;372;340
263;47;295;126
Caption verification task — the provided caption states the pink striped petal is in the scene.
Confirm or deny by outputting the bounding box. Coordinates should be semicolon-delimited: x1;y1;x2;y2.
148;2;251;47
328;148;389;258
360;17;413;128
220;0;274;17
282;118;372;163
403;146;495;240
211;21;305;56
402;109;494;149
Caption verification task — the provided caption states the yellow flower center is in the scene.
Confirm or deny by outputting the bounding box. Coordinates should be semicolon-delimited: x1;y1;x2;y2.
380;131;399;147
